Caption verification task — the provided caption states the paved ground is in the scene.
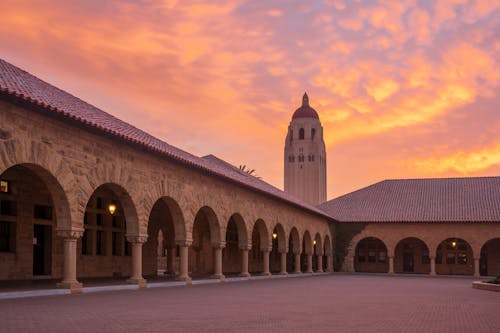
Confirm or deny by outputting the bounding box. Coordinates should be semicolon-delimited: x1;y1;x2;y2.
0;274;498;333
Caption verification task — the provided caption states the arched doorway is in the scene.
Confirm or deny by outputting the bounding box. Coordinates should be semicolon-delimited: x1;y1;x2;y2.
0;164;70;279
249;219;269;274
222;214;248;276
189;206;221;277
394;238;430;274
301;231;312;273
354;237;388;273
80;183;136;278
270;224;286;274
287;227;300;273
436;238;473;275
313;233;322;272
143;197;184;278
480;238;500;276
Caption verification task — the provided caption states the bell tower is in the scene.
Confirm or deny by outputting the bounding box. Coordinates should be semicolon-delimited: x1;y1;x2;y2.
284;93;327;205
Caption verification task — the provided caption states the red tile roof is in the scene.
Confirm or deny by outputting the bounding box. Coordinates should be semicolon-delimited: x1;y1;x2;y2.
319;177;500;222
0;58;333;220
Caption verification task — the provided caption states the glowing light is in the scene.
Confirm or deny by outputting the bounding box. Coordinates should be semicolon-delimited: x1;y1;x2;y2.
313;240;317;245
451;241;457;248
108;203;117;215
272;232;278;239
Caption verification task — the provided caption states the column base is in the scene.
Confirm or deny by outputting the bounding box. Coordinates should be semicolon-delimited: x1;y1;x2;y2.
316;269;324;273
279;271;288;276
305;270;313;274
429;272;436;277
57;281;83;294
294;271;302;274
126;277;147;288
211;274;225;282
238;272;251;278
176;275;192;285
261;272;272;277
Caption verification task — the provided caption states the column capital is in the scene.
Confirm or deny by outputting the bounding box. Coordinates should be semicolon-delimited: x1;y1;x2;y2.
56;227;84;239
213;242;226;249
176;239;193;247
263;246;273;253
126;234;148;244
239;244;251;251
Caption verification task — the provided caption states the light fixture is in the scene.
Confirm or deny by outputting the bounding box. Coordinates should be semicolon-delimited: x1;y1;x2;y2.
272;232;277;239
108;203;117;215
313;240;317;245
451;241;457;248
0;180;9;193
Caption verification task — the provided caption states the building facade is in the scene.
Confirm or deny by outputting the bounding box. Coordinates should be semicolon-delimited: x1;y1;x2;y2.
0;59;333;293
284;93;327;206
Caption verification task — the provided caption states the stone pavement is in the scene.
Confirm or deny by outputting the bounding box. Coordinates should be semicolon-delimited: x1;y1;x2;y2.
0;274;498;332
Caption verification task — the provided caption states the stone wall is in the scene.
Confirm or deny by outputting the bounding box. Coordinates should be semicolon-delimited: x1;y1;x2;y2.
0;100;333;280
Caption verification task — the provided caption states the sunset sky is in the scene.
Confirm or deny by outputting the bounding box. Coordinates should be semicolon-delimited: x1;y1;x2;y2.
1;0;499;199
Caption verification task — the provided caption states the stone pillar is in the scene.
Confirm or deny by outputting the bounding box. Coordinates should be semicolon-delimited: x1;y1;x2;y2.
473;257;480;278
280;252;287;275
388;256;394;275
306;254;313;273
212;243;225;281
177;240;192;284
326;255;333;272
167;247;176;275
56;228;84;293
126;235;147;288
262;249;271;276
294;253;301;274
430;256;436;276
239;245;250;277
316;255;323;273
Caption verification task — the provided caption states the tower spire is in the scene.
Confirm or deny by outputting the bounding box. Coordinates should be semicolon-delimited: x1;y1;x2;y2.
302;92;309;106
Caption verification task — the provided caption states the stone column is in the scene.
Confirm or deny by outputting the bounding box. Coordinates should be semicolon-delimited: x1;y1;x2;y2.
326;255;333;272
167;247;176;275
126;235;148;288
262;249;271;276
212;243;225;281
294;253;301;274
280;252;287;275
430;256;436;276
176;240;192;284
306;254;313;273
56;228;84;293
388;256;394;275
316;255;323;273
473;257;480;278
239;245;251;277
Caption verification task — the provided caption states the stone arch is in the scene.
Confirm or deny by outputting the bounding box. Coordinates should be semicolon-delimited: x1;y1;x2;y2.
271;223;287;253
85;183;140;236
394;237;430;274
289;227;301;254
480;238;500;276
354;237;389;273
0;163;73;230
228;213;248;248
435;237;474;275
324;234;332;256
251;219;270;251
343;231;391;272
143;196;185;277
191;206;221;246
302;230;313;255
314;233;323;255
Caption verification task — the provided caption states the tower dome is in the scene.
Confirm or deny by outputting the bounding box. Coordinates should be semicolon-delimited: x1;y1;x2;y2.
292;93;319;120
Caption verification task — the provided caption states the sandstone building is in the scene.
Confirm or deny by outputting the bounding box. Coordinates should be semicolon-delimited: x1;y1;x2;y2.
0;59;333;292
0;58;499;294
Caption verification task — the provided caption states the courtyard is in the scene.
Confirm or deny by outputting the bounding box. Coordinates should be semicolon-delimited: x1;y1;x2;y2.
0;274;498;332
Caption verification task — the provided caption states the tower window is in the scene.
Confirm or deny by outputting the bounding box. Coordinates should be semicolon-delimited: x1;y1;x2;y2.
299;128;304;140
311;128;316;140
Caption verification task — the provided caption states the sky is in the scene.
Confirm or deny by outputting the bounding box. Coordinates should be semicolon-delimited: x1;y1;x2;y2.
0;0;499;199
